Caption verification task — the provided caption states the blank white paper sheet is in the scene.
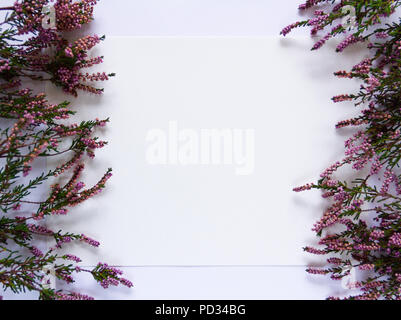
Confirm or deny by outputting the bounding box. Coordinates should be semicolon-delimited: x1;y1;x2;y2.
46;37;366;266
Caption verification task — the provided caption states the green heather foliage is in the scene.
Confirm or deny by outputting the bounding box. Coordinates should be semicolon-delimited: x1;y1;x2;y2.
284;0;401;299
0;1;131;300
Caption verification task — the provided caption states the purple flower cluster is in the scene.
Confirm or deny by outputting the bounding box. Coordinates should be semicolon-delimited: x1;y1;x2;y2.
285;0;401;300
0;0;130;300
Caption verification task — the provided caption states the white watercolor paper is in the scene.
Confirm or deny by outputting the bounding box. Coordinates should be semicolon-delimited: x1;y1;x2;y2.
46;37;367;266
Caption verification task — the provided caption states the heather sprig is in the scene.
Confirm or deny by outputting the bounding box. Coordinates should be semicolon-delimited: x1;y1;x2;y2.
0;1;129;300
1;1;114;96
282;0;401;52
285;1;401;300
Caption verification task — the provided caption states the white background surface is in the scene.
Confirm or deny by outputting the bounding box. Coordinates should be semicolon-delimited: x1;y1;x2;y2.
2;0;364;299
